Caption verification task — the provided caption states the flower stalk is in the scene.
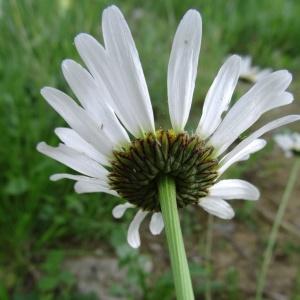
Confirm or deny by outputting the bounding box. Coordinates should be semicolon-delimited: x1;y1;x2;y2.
205;215;214;300
256;159;300;300
158;176;194;300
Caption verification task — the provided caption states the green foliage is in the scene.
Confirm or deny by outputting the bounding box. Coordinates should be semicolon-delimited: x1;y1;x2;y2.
37;250;75;299
225;267;241;300
1;0;299;298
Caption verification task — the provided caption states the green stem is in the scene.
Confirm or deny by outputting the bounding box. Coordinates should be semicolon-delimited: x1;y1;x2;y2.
205;215;214;300
256;159;300;300
158;176;194;300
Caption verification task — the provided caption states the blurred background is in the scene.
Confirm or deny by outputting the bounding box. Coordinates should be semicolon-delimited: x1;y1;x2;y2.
1;0;300;299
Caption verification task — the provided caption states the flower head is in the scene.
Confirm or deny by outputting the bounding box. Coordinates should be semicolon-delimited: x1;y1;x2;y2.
37;6;300;248
239;55;272;83
274;132;300;157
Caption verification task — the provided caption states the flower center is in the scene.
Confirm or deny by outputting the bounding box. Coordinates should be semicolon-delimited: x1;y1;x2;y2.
108;129;219;212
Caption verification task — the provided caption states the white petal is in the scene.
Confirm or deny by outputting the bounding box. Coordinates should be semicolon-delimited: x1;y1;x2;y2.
112;202;135;219
55;127;107;165
239;55;272;83
50;173;109;187
62;59;106;118
238;154;250;161
102;6;155;135
219;139;266;175
127;210;148;248
37;142;108;179
61;59;130;146
168;10;202;131
41;87;114;157
274;134;296;158
240;56;252;75
255;69;272;81
209;179;260;200
75;33;150;137
274;134;294;152
74;180;118;196
70;39;116;114
197;55;241;138
50;173;89;181
222;115;300;166
210;71;293;155
149;212;164;235
199;197;235;219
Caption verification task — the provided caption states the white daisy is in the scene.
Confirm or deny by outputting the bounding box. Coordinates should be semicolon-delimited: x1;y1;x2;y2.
37;5;300;248
274;132;300;157
239;55;272;83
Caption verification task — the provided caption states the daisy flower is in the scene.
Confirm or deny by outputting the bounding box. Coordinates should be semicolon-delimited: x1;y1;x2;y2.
239;55;272;83
274;132;300;157
37;6;300;248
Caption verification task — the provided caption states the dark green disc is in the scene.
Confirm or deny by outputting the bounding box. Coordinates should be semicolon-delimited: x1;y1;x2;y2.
108;129;218;212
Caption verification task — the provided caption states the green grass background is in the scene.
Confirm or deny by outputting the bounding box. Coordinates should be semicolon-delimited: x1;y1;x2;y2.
1;0;300;299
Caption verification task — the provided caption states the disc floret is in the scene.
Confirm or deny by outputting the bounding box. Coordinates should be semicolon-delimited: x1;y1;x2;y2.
108;130;219;211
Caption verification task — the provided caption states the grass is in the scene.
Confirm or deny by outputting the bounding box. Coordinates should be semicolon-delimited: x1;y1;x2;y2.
1;0;300;299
